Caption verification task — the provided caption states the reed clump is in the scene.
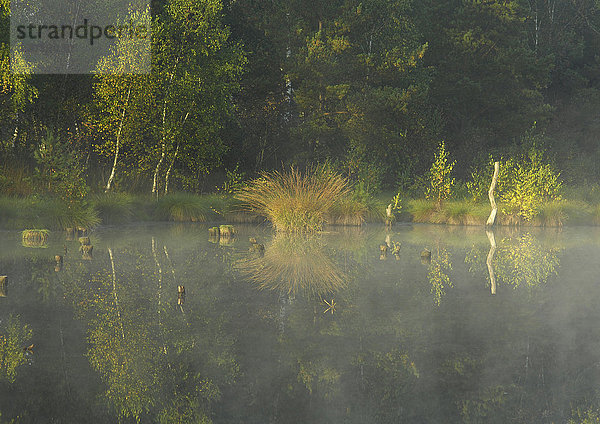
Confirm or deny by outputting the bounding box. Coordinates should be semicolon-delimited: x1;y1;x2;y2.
155;193;212;222
235;166;350;232
91;193;136;224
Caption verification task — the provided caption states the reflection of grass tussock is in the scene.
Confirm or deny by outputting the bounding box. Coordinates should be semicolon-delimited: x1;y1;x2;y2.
235;167;350;232
236;235;347;296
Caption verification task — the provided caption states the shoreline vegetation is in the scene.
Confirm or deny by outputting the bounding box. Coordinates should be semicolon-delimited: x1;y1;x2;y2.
0;135;594;232
2;192;600;231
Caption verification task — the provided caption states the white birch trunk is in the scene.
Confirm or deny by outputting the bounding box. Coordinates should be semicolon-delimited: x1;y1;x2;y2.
105;87;131;193
486;162;500;226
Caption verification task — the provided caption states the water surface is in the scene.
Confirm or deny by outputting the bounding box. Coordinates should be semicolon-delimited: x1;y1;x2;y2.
1;223;600;423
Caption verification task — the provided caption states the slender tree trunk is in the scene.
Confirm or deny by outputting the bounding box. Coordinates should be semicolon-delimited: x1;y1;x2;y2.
11;124;18;148
163;111;188;195
152;68;178;198
486;162;500;226
152;140;166;198
152;96;167;198
108;247;125;340
164;142;178;195
105;87;131;193
486;230;497;295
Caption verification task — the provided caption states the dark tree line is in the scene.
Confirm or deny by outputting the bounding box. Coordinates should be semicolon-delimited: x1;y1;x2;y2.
1;0;600;196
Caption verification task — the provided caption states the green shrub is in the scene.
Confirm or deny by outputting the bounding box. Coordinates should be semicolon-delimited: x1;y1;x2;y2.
425;141;455;205
33;129;89;201
499;148;562;221
468;144;562;221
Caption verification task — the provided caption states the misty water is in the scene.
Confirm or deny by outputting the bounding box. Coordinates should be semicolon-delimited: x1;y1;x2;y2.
1;223;600;423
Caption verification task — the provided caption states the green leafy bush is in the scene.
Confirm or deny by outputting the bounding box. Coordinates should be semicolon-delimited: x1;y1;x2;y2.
33;129;89;201
0;315;33;383
425;141;455;205
499;148;562;221
467;147;562;221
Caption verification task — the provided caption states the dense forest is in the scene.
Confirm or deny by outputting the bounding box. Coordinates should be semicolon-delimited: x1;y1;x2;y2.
1;0;600;199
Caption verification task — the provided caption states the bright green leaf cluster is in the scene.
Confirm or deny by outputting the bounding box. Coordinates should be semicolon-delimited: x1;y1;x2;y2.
425;141;455;205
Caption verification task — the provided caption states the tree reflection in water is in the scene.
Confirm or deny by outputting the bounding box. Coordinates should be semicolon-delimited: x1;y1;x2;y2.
427;245;453;306
0;315;32;383
76;240;237;423
5;226;600;423
466;231;560;293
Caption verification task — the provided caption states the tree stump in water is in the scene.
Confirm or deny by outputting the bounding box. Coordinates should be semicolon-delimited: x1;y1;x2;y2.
54;255;63;272
79;237;90;246
219;225;235;238
208;227;220;237
22;230;49;247
379;243;388;260
385;204;394;228
420;248;431;264
81;244;93;260
0;276;7;297
250;243;265;256
391;242;401;260
65;228;75;241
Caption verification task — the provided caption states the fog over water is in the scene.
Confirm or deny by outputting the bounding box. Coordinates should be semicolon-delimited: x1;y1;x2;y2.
1;223;600;423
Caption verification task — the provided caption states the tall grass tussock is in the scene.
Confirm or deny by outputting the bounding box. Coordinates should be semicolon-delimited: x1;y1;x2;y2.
91;193;136;224
155;193;213;222
235;166;350;232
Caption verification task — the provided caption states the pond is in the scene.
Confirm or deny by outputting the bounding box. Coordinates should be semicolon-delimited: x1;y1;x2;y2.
1;223;600;423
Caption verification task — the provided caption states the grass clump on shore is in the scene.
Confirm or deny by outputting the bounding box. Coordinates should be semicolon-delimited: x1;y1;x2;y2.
91;193;137;224
0;197;99;230
407;199;488;225
155;193;212;222
235;166;350;232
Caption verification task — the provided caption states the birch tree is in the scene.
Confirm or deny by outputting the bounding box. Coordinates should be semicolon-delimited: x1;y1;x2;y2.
148;0;245;195
91;7;153;192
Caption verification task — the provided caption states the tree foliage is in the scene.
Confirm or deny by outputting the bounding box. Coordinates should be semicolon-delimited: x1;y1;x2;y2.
425;141;455;205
